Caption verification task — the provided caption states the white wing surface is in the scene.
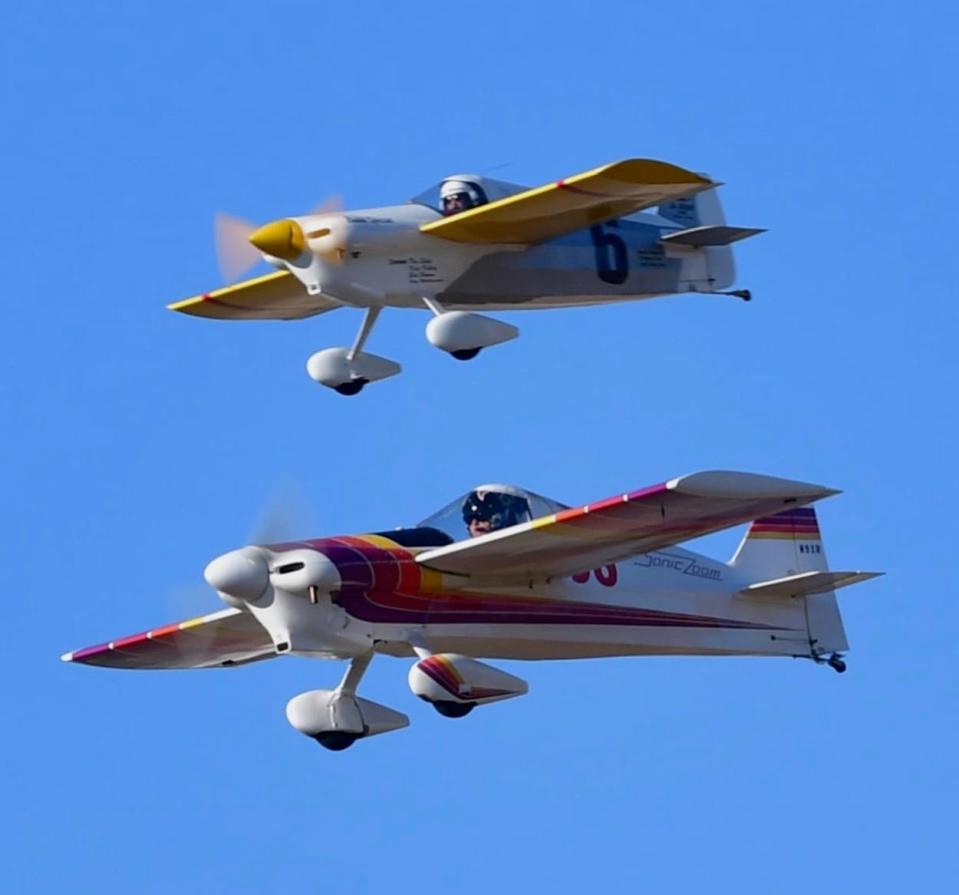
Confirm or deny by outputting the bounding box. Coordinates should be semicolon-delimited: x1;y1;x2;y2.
417;471;838;584
62;608;275;670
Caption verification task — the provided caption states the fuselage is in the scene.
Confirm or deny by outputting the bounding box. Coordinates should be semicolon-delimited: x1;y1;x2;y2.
264;531;812;662
285;203;727;313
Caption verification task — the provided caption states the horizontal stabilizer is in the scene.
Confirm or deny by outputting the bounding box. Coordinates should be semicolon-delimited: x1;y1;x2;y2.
168;270;341;321
660;225;765;248
741;570;883;599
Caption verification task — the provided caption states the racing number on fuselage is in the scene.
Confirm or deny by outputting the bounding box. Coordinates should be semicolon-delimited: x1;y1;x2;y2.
590;222;628;285
572;565;619;587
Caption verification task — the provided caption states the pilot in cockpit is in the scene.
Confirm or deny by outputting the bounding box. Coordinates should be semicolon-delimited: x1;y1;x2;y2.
462;484;532;538
440;178;489;217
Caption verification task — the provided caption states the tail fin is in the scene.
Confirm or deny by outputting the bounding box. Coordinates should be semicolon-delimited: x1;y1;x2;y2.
731;507;827;579
659;186;741;290
731;508;849;654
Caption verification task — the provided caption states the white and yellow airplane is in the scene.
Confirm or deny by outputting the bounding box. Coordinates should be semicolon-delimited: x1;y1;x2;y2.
170;159;763;394
63;471;879;751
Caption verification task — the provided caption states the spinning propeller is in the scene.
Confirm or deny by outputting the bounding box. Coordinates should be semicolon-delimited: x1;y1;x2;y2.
213;213;261;282
213;196;345;282
197;489;340;651
164;487;315;614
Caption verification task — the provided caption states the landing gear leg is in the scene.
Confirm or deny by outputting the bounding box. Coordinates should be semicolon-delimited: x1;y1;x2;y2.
335;650;374;697
348;307;382;362
421;296;446;317
312;651;374;751
307;306;401;395
331;308;383;396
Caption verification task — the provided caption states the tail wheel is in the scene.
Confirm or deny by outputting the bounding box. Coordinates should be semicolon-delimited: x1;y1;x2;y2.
827;654;847;674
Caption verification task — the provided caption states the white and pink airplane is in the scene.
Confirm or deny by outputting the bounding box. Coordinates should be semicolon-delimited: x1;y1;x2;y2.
63;470;879;750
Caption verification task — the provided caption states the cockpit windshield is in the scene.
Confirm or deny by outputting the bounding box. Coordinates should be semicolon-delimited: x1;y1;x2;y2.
409;174;527;215
409;182;447;213
418;484;568;542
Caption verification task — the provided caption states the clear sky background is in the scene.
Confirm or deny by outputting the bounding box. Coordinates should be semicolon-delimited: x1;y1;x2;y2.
3;1;957;891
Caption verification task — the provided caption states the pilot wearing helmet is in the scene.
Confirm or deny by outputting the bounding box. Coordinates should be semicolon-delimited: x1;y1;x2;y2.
440;178;489;217
462;484;532;538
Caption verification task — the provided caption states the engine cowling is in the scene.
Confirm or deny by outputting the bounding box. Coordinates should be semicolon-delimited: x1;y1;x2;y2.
267;548;340;595
408;654;528;714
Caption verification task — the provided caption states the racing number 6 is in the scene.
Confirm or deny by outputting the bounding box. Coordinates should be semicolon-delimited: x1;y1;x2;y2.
590;222;629;285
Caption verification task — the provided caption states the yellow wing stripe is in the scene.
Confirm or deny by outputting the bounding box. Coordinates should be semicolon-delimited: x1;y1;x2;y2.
168;270;289;313
168;270;340;321
420;159;714;245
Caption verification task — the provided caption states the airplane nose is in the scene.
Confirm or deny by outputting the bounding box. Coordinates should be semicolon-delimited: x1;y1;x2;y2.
204;547;270;602
248;219;306;260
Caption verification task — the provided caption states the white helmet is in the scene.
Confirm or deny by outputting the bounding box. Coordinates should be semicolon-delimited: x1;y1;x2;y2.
440;177;488;216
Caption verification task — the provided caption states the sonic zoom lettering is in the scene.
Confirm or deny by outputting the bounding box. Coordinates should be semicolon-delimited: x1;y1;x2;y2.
635;553;723;581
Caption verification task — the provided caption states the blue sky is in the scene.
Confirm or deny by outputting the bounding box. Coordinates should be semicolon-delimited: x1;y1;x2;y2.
3;0;957;890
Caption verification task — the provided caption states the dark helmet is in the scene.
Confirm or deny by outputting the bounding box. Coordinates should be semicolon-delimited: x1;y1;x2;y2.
461;484;532;532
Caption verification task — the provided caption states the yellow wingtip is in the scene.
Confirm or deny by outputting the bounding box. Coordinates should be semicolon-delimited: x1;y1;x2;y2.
575;158;713;188
167;295;206;313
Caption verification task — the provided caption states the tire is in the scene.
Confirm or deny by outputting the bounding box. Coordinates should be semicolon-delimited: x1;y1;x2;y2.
433;700;476;718
314;731;360;750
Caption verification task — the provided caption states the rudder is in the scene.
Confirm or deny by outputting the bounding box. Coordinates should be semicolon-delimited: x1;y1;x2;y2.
658;186;736;290
731;508;849;654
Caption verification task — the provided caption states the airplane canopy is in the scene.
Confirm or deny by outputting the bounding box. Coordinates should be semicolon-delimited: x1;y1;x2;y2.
410;175;528;214
419;484;568;542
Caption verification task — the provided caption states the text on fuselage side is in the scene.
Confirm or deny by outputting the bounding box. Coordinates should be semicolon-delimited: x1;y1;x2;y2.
633;552;723;581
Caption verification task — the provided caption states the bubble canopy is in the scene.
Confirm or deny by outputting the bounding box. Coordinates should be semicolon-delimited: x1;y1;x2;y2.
417;485;569;543
409;175;527;214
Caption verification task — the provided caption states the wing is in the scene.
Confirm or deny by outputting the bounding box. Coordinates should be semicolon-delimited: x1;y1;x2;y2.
61;607;275;670
417;471;839;584
168;270;341;321
420;159;714;245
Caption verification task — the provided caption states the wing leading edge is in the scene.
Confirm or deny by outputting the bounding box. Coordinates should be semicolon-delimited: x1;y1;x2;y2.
168;270;341;321
420;159;715;245
417;471;839;584
62;607;275;670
